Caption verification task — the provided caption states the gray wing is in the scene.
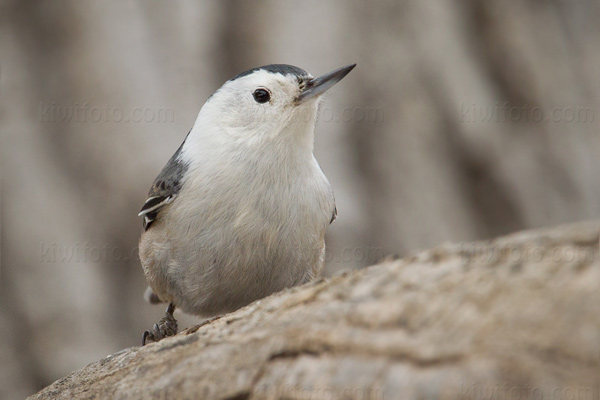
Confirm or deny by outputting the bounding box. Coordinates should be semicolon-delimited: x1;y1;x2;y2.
139;132;190;231
330;205;337;224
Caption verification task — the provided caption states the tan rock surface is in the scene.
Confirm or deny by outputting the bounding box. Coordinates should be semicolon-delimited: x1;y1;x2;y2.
29;221;600;400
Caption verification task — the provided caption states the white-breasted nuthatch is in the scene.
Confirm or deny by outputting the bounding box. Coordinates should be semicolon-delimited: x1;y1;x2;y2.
138;63;356;344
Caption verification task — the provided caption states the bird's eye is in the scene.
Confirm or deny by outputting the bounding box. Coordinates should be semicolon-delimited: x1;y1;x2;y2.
253;88;271;103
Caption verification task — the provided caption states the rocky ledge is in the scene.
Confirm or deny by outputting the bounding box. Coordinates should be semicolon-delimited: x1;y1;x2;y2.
30;221;600;400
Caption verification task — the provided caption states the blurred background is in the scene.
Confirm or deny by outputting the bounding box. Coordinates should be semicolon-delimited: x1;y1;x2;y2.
1;0;599;398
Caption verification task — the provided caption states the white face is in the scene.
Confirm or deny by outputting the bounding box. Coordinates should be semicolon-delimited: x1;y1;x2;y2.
201;70;320;143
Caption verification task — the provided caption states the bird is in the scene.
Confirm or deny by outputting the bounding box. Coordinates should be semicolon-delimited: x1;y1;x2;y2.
138;63;356;345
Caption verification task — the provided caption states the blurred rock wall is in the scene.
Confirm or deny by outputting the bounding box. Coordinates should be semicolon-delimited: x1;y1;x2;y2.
1;1;599;399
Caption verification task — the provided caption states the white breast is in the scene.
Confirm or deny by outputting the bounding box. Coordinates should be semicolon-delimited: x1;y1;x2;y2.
154;131;334;316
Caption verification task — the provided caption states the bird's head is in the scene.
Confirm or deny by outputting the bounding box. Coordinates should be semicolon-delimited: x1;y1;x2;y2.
195;64;356;149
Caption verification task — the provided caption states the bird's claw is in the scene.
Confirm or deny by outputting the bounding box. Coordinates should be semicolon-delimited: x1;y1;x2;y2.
142;303;178;345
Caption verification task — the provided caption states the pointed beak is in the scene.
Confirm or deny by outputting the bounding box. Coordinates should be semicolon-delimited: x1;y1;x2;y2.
296;63;356;104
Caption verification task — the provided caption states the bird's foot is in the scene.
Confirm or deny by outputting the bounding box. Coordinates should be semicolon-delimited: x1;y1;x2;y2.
142;303;177;345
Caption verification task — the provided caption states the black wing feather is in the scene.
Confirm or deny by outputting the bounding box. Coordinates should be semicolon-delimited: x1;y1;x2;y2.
330;206;337;224
139;132;190;230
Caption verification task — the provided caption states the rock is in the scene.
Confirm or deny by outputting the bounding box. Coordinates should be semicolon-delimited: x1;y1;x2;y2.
29;221;600;400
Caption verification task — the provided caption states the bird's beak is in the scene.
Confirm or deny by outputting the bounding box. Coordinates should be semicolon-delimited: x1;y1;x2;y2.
296;64;356;104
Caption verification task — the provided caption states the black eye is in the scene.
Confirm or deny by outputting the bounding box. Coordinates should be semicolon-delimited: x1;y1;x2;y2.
253;88;271;103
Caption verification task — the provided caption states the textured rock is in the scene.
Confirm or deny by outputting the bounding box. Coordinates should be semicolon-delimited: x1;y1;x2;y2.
29;222;600;400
